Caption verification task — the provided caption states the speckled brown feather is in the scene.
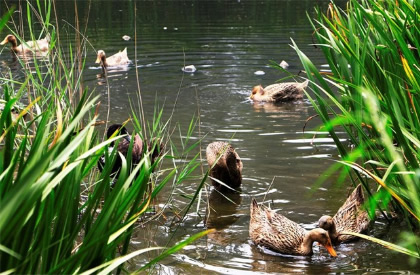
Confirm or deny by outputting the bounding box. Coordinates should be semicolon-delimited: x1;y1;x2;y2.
250;199;336;256
250;80;309;102
206;142;243;191
319;184;371;244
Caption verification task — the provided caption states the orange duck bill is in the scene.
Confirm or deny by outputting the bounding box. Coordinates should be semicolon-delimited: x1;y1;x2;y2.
323;241;337;257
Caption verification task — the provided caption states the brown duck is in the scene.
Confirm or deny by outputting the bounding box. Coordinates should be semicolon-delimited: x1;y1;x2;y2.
250;80;309;102
318;184;370;244
98;124;143;178
0;34;49;54
250;199;337;257
206;142;243;191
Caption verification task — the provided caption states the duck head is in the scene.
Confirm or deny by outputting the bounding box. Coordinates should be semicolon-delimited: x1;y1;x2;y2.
250;85;265;101
107;124;131;145
318;215;334;230
309;228;337;257
96;50;107;67
1;35;18;48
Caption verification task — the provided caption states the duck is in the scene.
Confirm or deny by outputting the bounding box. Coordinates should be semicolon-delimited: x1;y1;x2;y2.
206;141;243;192
249;198;337;257
0;34;49;54
95;48;131;70
318;184;371;245
98;124;144;177
250;80;309;102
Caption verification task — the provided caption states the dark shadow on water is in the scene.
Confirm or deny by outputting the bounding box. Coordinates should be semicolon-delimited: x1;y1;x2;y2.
205;188;242;230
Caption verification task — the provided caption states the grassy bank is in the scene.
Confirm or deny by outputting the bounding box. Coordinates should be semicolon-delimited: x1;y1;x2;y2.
0;2;209;274
293;0;419;258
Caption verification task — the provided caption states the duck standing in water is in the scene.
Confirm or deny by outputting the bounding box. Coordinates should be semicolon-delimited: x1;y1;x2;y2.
250;80;309;102
95;48;131;71
318;184;371;244
206;142;243;192
98;124;144;177
1;34;49;54
250;199;337;257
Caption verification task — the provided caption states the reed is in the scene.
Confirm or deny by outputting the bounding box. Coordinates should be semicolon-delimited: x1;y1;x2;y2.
0;1;208;274
292;0;420;257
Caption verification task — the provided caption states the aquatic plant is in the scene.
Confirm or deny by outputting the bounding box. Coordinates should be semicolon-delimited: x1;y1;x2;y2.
292;0;419;258
0;1;210;274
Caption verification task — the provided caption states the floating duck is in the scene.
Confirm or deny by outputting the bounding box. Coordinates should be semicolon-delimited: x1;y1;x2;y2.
182;65;196;73
206;142;243;191
318;184;371;244
0;34;49;54
98;124;144;177
95;48;131;70
250;80;309;102
250;199;337;257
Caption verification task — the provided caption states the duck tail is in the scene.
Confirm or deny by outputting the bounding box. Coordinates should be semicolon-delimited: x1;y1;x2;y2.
251;198;259;209
299;79;309;89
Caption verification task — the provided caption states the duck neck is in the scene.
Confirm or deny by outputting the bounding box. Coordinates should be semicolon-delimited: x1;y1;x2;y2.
300;231;317;256
328;222;339;243
10;39;18;52
101;56;108;68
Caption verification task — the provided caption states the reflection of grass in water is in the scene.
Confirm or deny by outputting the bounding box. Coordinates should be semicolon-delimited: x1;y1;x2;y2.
0;2;209;274
291;0;420;261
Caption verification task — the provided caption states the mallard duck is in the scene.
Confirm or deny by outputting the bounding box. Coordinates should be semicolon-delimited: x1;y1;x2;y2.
95;48;131;70
0;34;49;53
206;142;243;192
250;80;309;102
250;199;337;257
318;184;370;244
98;124;144;176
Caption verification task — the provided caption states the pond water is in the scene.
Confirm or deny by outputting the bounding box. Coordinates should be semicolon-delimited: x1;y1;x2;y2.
1;0;419;273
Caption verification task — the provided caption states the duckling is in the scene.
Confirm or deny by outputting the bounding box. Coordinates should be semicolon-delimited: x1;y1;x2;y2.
318;184;371;244
250;199;337;257
0;34;49;54
95;48;131;70
250;80;309;102
206;142;243;192
98;124;143;177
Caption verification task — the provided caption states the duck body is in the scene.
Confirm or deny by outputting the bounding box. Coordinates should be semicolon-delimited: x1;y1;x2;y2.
250;80;309;102
318;184;371;244
250;199;337;256
1;34;49;54
95;48;131;70
206;142;243;191
98;124;144;177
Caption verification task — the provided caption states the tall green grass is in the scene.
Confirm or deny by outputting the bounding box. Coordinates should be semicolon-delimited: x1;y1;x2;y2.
0;2;209;274
292;0;419;257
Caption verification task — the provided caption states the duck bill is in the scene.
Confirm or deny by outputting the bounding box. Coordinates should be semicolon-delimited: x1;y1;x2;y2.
0;37;8;45
324;243;337;257
95;56;101;64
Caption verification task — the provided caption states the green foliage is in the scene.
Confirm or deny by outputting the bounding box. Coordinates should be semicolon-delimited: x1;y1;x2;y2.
0;3;208;274
292;0;420;257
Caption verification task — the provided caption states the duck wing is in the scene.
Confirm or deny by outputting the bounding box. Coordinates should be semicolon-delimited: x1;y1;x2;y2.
333;184;370;242
250;199;307;255
107;48;130;66
264;82;304;102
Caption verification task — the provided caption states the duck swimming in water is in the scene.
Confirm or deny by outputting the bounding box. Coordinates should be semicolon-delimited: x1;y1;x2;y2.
0;34;49;54
250;80;309;102
249;199;337;257
318;184;371;245
98;124;144;177
95;48;131;70
206;142;243;192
